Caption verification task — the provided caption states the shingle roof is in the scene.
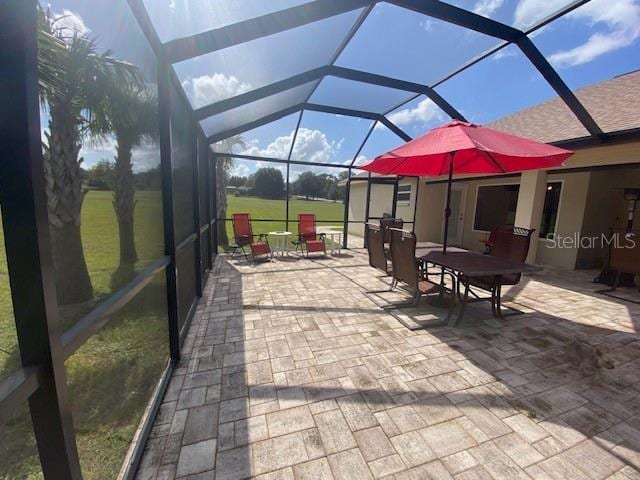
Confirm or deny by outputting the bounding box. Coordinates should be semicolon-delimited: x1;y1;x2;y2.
487;70;640;143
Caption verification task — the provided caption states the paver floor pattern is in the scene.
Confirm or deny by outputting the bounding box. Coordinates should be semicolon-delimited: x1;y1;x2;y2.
136;250;640;480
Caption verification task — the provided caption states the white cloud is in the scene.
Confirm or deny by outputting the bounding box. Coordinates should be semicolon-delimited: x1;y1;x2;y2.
240;128;339;164
492;45;518;61
354;154;367;165
547;0;640;68
241;134;293;160
384;98;445;128
513;0;569;30
182;73;252;108
53;9;90;36
230;164;250;178
419;18;434;31
473;0;504;17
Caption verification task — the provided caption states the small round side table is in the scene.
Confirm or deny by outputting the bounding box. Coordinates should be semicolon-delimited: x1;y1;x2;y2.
268;231;292;256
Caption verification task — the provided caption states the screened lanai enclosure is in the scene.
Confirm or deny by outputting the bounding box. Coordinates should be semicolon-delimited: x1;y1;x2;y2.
1;0;636;478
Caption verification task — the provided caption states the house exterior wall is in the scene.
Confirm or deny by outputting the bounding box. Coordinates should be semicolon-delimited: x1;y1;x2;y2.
352;142;638;269
577;166;640;269
412;141;639;269
347;178;418;238
347;182;366;238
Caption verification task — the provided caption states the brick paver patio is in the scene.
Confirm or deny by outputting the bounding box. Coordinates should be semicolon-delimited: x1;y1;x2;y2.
136;250;640;480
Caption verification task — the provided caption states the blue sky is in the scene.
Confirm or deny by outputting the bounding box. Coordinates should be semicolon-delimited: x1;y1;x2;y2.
43;0;640;177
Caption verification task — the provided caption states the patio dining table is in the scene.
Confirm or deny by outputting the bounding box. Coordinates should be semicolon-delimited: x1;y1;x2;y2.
418;249;541;326
415;241;466;257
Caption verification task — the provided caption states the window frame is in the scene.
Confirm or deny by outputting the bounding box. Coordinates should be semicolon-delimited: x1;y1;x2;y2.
539;180;564;240
396;183;412;206
470;179;564;236
471;181;521;233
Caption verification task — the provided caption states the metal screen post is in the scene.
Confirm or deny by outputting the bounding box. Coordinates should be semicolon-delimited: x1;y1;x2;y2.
342;168;352;249
203;143;213;269
412;177;420;233
0;1;82;477
391;180;399;219
192;129;203;297
364;173;372;249
157;58;180;361
211;153;220;253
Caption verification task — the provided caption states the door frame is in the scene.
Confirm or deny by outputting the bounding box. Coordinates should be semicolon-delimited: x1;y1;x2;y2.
365;178;399;224
442;183;468;246
364;177;399;248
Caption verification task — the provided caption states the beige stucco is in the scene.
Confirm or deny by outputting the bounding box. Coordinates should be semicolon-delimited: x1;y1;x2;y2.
350;140;639;269
347;178;417;238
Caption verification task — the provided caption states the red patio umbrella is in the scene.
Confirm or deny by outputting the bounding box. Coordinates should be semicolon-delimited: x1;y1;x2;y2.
361;120;574;252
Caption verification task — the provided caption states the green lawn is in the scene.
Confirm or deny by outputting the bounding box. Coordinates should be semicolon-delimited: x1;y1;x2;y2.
224;195;345;243
0;189;166;480
0;192;345;478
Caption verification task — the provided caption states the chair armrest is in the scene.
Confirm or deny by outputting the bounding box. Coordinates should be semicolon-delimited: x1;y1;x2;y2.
318;233;326;240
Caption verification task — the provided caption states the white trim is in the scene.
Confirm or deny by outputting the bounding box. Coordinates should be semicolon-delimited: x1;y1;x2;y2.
396;183;412;206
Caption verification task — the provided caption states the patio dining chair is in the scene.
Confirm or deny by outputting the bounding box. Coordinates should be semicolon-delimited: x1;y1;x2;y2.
389;228;455;311
460;225;534;315
293;213;326;257
380;217;404;246
366;223;390;275
231;213;272;262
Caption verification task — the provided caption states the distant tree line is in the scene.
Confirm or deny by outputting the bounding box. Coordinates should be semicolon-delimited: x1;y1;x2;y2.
227;167;348;202
85;161;161;191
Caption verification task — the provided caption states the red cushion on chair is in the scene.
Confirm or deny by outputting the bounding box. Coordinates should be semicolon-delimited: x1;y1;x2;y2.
251;242;270;257
305;239;325;253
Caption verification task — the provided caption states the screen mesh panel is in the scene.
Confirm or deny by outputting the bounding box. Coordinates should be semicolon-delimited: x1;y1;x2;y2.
174;10;364;109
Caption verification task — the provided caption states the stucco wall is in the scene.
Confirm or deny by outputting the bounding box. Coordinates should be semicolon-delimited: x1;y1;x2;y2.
416;171;593;268
414;182;445;243
347;179;418;239
362;141;639;268
577;166;640;269
535;171;591;269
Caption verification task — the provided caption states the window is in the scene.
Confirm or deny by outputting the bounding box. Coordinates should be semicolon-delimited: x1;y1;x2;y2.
473;184;520;231
396;184;412;205
540;182;562;238
473;181;563;235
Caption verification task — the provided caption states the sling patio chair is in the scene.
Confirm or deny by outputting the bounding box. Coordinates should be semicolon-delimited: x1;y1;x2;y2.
459;225;534;316
380;217;404;245
366;223;390;275
231;213;272;262
293;213;326;257
364;223;397;294
389;228;455;313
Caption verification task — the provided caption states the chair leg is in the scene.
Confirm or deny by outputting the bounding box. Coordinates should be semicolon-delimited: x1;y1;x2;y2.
455;280;470;326
490;287;497;317
495;284;503;318
612;270;622;291
409;292;420;306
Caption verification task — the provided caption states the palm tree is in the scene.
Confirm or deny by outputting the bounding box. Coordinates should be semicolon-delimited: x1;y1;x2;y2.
213;137;245;246
106;84;158;267
38;9;142;305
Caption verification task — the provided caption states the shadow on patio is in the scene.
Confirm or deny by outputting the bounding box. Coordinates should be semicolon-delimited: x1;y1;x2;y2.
136;250;640;480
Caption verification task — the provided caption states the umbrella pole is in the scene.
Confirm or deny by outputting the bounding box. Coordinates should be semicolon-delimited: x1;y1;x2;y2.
442;152;454;254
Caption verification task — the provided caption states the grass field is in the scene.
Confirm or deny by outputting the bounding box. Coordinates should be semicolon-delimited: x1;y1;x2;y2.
223;195;346;243
0;190;166;480
0;192;345;478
